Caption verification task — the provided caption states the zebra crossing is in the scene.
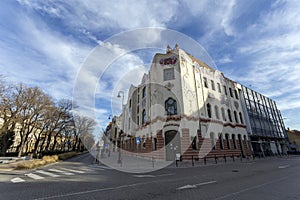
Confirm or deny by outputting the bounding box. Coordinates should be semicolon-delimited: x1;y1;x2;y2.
10;164;112;183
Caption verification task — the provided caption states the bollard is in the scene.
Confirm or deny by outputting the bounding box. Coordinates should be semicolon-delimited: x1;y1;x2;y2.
192;156;194;166
204;157;207;165
224;155;227;163
152;156;154;168
240;155;242;162
215;155;218;164
176;160;178;167
232;154;235;162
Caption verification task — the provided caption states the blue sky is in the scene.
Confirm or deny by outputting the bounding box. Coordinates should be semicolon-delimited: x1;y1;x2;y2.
1;0;300;133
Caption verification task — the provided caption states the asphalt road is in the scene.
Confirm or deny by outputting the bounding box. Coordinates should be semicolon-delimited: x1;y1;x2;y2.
0;153;300;200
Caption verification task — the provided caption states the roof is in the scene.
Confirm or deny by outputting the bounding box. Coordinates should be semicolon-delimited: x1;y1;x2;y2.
186;53;215;71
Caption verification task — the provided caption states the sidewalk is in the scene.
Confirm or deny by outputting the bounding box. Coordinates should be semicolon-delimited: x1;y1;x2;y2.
96;150;294;172
95;150;173;173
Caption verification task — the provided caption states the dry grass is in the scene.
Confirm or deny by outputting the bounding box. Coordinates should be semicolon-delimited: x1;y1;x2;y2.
16;155;59;170
15;152;79;170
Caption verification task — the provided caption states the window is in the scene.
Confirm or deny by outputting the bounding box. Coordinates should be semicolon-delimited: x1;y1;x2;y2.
225;134;231;149
215;105;220;119
243;135;248;149
137;94;140;103
163;68;175;81
232;134;237;149
217;83;221;93
165;98;177;115
128;117;131;129
153;138;157;150
239;112;244;124
221;107;226;121
142;87;146;98
142;109;146;124
234;90;239;99
229;88;233;97
137;116;139;125
211;80;215;90
192;136;198;150
219;134;224;150
207;103;212;118
234;111;238;123
129;99;132;108
227;109;232;122
137;106;139;113
223;86;227;95
203;77;208;88
210;132;215;150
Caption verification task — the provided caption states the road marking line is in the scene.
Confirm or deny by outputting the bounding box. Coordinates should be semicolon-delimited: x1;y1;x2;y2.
133;175;155;178
195;180;217;186
11;177;25;183
278;165;290;169
59;168;85;174
176;180;217;190
35;170;60;177
177;185;197;190
25;173;44;180
48;169;74;175
156;173;174;177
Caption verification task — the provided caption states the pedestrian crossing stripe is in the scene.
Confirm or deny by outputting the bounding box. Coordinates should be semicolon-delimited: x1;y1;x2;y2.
35;170;60;177
10;166;106;183
11;177;25;183
59;168;85;174
48;168;75;175
25;173;44;180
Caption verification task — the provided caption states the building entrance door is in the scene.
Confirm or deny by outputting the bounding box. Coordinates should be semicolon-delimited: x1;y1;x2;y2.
165;130;181;161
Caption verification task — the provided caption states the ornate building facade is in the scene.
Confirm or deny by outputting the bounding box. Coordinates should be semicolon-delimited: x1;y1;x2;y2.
111;45;287;161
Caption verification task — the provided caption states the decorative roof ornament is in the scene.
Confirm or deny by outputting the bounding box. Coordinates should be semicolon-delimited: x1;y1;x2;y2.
166;44;172;53
175;44;179;50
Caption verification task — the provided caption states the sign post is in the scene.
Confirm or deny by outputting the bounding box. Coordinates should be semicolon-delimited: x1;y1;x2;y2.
136;137;140;154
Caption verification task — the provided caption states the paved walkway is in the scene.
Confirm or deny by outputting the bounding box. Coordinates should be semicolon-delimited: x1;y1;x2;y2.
94;150;173;173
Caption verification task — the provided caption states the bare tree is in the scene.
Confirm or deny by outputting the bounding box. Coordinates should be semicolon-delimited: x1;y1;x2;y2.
72;115;96;151
15;85;53;157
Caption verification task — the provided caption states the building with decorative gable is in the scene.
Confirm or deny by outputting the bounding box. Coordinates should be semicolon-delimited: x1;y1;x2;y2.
110;45;287;161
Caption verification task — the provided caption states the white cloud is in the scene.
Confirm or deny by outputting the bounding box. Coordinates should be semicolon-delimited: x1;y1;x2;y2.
233;1;300;116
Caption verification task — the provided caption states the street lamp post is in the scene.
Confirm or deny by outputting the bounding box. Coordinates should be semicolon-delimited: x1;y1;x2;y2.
117;91;124;165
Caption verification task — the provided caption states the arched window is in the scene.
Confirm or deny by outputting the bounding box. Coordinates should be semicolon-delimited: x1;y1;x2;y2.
221;107;226;121
207;103;212;118
225;133;230;149
142;109;146;124
165;98;177;115
234;111;238;123
142;87;146;98
227;109;232;122
210;132;215;150
219;133;224;150
239;112;244;124
232;134;237;149
215;105;220;119
192;136;198;150
243;135;248;149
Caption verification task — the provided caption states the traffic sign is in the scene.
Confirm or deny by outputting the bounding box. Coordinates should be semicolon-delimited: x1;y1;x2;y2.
136;137;141;144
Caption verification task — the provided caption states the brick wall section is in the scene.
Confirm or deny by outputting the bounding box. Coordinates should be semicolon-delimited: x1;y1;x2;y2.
151;130;165;160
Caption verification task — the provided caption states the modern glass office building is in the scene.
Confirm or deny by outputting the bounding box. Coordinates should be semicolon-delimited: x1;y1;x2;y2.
240;86;287;156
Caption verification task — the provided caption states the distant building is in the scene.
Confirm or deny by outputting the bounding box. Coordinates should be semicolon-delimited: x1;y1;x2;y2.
110;45;287;161
286;129;300;153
